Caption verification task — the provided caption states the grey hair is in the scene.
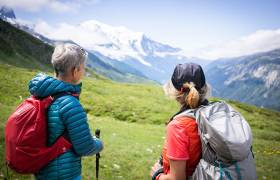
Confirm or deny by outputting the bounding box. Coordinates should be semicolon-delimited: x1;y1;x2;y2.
163;80;211;105
51;43;88;77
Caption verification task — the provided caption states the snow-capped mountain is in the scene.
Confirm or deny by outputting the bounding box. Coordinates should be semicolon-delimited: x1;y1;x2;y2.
205;48;280;111
35;19;206;83
67;20;182;67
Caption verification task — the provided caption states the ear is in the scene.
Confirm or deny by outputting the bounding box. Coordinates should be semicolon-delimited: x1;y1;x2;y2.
72;67;79;78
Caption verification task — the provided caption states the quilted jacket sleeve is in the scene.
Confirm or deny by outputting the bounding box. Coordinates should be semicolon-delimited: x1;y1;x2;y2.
59;95;103;156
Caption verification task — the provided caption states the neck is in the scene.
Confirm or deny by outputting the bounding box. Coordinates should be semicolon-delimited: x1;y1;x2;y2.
57;75;75;84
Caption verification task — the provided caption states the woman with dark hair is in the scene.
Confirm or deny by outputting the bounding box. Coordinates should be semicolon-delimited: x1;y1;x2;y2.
150;63;210;180
151;62;256;180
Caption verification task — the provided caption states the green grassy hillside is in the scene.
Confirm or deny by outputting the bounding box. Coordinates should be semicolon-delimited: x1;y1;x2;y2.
0;63;280;179
0;19;53;71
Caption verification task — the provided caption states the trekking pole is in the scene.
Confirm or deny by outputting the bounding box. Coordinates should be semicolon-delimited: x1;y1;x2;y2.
95;129;100;180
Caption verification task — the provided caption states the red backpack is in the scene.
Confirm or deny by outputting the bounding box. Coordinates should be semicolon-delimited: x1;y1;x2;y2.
5;94;73;174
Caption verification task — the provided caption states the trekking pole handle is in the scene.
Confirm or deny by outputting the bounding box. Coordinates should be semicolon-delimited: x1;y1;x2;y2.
95;129;101;158
95;129;100;138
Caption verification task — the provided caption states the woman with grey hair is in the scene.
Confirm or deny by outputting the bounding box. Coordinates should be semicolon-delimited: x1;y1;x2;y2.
150;63;210;180
29;43;103;180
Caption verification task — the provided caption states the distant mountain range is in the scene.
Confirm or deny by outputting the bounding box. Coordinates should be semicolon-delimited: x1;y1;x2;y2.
205;49;280;110
1;6;279;111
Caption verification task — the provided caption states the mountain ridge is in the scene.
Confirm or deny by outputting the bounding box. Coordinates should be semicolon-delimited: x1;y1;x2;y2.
206;48;280;111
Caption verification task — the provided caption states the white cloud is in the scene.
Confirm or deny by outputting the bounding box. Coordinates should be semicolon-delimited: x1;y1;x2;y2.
48;1;77;13
34;21;54;36
0;0;100;12
34;20;111;47
77;0;101;4
192;29;280;60
0;0;47;11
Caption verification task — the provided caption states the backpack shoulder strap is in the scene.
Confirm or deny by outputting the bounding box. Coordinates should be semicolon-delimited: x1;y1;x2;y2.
50;92;79;141
173;109;196;120
52;92;79;101
168;100;210;124
173;101;211;121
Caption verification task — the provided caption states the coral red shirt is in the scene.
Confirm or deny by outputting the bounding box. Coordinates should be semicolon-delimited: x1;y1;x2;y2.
162;116;201;176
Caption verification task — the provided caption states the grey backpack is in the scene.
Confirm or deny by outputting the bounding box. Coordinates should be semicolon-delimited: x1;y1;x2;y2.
175;101;257;180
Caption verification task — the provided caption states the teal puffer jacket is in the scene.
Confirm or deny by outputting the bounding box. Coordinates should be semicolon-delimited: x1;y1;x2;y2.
29;73;103;180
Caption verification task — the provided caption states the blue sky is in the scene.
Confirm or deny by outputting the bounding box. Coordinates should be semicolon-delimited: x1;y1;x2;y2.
1;0;280;59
